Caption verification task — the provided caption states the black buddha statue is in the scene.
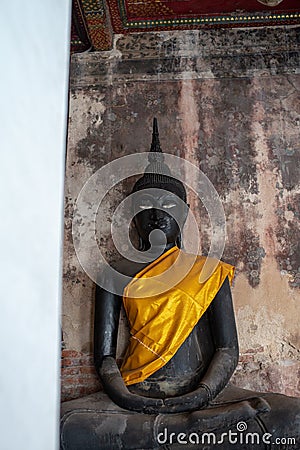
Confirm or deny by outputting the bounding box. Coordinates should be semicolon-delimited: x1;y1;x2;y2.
60;119;300;450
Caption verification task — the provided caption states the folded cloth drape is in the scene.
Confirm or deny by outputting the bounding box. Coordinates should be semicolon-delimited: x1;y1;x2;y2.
120;246;234;385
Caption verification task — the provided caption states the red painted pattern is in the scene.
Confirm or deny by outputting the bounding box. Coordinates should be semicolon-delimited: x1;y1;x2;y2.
124;0;298;20
107;0;299;34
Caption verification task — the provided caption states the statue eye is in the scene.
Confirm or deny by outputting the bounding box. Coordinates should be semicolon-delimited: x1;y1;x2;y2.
138;202;154;210
162;203;177;209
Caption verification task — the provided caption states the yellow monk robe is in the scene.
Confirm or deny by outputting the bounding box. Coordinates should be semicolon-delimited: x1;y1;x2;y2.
120;246;234;385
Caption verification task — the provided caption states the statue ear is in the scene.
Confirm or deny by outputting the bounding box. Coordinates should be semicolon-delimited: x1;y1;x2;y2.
182;203;189;225
176;234;182;249
177;203;189;249
138;236;146;251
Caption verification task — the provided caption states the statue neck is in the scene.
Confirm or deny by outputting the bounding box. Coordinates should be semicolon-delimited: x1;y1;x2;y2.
141;241;177;258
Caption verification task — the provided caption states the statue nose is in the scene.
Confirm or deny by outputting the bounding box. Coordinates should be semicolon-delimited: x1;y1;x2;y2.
150;209;164;224
150;209;158;221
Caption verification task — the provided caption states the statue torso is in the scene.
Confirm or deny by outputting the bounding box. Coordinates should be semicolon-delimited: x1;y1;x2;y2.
113;256;216;398
128;310;215;398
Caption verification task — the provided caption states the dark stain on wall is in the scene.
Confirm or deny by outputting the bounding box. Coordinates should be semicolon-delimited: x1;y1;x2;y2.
197;79;258;198
262;77;300;192
275;192;300;288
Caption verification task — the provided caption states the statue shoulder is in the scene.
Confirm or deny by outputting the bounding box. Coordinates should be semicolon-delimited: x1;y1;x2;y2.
111;257;148;278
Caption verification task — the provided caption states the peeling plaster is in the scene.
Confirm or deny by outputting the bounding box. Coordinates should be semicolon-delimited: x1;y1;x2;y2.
62;27;300;399
178;78;202;251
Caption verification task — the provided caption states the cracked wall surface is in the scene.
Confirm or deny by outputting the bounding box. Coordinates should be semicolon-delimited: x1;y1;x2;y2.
62;26;300;401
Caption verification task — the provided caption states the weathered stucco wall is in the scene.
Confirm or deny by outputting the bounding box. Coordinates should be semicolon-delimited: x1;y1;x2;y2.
61;26;300;401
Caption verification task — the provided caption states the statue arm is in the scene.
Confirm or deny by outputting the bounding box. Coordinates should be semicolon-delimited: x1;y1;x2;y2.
200;276;239;397
163;276;239;412
94;284;121;365
94;284;163;413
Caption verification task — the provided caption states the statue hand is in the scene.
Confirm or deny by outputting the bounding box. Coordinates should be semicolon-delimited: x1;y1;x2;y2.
162;387;209;413
98;356;163;414
109;389;164;414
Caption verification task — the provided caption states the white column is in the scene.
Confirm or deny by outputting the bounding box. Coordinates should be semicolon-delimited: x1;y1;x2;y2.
0;1;71;449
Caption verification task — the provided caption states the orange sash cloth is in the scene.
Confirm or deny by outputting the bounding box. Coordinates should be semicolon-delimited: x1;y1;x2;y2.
120;246;234;386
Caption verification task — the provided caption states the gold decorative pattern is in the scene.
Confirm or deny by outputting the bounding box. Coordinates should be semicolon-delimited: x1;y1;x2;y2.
81;0;113;51
126;0;175;18
124;12;300;29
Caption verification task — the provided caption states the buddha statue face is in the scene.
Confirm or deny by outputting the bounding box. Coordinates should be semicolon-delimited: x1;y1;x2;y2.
133;187;188;249
131;118;188;250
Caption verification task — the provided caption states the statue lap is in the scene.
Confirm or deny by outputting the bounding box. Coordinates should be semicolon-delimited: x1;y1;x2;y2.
60;384;300;449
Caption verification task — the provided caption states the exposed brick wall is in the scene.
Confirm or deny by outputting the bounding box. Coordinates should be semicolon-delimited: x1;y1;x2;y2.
61;350;101;402
232;347;300;398
61;346;299;402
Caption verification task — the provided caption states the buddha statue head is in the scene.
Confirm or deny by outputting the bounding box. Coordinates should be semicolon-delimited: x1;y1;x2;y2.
131;118;188;250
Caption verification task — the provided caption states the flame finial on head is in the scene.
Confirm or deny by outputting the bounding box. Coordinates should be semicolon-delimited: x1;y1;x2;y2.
149;117;162;158
132;118;187;202
144;118;170;176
